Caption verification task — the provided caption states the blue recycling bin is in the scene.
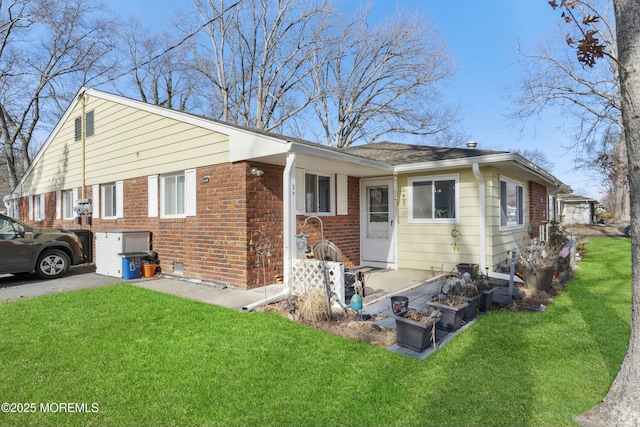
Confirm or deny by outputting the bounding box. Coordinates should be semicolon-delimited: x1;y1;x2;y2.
119;253;144;279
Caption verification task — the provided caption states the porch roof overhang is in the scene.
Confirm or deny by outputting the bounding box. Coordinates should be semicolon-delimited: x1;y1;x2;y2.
229;137;393;177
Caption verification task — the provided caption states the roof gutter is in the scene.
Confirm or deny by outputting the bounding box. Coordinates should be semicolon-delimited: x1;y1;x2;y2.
395;152;566;191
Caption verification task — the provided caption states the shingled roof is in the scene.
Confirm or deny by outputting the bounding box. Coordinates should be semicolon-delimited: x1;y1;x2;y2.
340;142;508;165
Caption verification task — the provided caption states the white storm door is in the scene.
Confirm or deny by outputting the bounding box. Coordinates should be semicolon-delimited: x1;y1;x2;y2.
361;179;395;266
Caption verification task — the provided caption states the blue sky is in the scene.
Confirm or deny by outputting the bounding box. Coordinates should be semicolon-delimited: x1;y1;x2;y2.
108;0;601;200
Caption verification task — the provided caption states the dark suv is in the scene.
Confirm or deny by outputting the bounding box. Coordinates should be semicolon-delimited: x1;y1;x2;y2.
0;214;85;279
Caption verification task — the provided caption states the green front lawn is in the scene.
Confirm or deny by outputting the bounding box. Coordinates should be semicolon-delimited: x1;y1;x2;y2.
0;237;631;426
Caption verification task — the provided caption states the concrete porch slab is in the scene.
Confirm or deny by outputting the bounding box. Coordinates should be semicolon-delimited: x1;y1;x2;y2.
354;267;445;305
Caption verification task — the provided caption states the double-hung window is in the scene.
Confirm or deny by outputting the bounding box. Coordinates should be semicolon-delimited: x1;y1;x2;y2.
63;190;75;219
102;183;118;219
305;173;333;214
500;177;524;228
408;175;458;223
158;169;196;218
34;194;45;221
162;172;186;217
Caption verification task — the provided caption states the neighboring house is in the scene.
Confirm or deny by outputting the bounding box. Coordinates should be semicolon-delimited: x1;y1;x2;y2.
4;88;570;289
558;193;599;225
0;187;9;214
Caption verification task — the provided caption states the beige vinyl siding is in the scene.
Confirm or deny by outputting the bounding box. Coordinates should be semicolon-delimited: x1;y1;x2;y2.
485;168;530;269
396;166;534;273
396;169;482;272
21;95;230;195
21;120;84;194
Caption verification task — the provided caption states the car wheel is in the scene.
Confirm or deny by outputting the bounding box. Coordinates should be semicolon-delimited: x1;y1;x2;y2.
626;225;632;237
35;249;70;279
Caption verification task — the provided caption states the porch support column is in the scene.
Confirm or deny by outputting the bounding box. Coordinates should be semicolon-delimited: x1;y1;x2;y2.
283;151;297;291
472;163;487;272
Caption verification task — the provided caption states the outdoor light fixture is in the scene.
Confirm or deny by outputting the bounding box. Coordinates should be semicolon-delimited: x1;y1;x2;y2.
202;175;210;183
250;167;264;177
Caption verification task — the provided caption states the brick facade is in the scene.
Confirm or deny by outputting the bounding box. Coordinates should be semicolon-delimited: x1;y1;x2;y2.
17;161;361;290
529;181;548;239
295;176;361;267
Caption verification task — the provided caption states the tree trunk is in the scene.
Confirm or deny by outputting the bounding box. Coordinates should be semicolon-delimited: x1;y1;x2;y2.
612;133;629;222
575;0;640;424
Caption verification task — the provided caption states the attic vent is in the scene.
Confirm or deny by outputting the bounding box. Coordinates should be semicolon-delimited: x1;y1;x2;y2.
74;117;82;141
466;140;478;149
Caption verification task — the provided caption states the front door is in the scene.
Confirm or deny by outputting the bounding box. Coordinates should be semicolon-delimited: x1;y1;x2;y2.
361;178;395;267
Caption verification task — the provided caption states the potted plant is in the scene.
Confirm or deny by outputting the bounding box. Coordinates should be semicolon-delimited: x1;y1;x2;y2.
393;309;440;352
519;231;570;293
435;275;481;322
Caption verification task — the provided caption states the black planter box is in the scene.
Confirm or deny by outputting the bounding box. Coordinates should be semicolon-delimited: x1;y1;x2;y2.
394;311;440;352
479;288;496;313
426;299;468;332
456;263;479;279
461;294;481;321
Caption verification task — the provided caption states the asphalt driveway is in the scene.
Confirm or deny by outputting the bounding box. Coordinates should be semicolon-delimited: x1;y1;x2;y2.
0;264;118;302
0;264;281;310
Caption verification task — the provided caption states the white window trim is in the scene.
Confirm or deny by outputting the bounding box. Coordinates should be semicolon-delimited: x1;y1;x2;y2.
408;174;459;224
499;175;526;231
302;170;336;216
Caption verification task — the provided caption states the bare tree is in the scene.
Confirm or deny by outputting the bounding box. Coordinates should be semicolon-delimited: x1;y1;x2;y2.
0;0;117;188
550;1;640;424
116;17;201;112
511;0;627;217
308;5;457;148
186;0;327;134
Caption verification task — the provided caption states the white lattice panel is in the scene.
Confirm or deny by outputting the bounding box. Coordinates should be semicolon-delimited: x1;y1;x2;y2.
290;259;345;306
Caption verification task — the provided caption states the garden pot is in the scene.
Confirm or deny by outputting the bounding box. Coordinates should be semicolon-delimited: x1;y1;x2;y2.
456;263;479;279
393;311;440;352
523;267;554;292
479;288;496;313
390;296;409;314
461;294;481;321
141;263;157;277
426;298;468;332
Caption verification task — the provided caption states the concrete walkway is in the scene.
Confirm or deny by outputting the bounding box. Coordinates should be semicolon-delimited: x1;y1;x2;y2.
2;264;442;312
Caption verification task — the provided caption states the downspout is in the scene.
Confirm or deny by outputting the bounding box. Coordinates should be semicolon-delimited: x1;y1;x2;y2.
243;151;296;311
80;91;86;199
472;163;487;272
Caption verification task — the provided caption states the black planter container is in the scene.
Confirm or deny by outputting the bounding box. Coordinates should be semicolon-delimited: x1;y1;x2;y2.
461;294;481;321
479;288;496;313
523;267;555;293
426;298;468;332
394;311;440;352
390;296;409;315
456;263;479;279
